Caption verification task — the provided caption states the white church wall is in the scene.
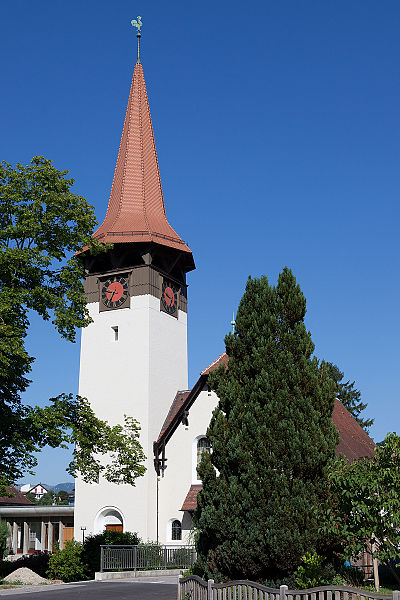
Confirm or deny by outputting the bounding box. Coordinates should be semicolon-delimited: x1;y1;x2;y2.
157;387;218;544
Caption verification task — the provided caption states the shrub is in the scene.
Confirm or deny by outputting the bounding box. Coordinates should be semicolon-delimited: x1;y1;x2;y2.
47;540;89;582
0;520;9;559
82;530;141;578
295;552;325;588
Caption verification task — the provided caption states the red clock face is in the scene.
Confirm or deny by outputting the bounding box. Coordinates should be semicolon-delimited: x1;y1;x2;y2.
163;286;175;308
106;281;124;302
101;277;129;308
161;281;178;315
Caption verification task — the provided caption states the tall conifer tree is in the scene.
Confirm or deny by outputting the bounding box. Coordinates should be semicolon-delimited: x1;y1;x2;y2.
194;269;338;582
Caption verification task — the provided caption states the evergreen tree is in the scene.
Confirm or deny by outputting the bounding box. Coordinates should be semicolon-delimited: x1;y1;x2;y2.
324;363;373;431
194;269;338;582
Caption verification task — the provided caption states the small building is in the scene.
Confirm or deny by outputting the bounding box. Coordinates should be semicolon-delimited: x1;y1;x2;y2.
0;487;74;554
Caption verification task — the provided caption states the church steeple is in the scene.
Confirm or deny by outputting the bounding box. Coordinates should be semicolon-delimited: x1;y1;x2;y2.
92;42;194;272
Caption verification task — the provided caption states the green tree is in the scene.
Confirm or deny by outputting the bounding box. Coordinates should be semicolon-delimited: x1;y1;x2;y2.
324;362;373;431
194;269;338;582
322;432;400;585
0;157;146;494
36;491;68;506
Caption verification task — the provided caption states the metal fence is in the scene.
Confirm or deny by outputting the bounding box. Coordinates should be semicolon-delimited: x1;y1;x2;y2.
100;544;196;572
178;577;400;600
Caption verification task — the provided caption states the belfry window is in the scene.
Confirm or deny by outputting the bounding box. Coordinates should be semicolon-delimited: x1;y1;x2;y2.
112;326;119;341
197;437;211;467
171;519;182;541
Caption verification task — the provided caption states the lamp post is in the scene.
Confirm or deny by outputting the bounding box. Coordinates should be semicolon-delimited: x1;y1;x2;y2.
80;526;86;544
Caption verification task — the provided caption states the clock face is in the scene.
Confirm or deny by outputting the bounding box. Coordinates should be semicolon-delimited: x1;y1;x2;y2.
101;276;129;309
161;281;178;315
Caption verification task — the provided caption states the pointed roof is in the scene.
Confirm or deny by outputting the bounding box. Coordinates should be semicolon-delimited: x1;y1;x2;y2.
93;61;193;259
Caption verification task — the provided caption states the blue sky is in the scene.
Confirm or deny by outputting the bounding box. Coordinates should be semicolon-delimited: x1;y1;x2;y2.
1;1;399;484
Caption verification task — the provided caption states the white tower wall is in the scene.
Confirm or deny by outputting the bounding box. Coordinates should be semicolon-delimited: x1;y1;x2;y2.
74;292;188;542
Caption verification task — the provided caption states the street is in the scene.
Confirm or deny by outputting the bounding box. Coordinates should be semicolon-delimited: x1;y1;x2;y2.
0;579;177;599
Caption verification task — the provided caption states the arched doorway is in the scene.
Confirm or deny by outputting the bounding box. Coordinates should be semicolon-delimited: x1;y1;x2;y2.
94;506;124;534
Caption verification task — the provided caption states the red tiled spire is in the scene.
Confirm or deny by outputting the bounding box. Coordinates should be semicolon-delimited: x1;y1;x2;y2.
93;62;192;256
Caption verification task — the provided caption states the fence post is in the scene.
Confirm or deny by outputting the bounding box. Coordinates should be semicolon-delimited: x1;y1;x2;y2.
177;573;182;600
208;578;214;600
100;546;104;572
392;591;400;600
134;545;137;576
280;584;288;600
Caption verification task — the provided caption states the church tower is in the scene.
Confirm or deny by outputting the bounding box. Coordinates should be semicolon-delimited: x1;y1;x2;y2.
74;26;195;541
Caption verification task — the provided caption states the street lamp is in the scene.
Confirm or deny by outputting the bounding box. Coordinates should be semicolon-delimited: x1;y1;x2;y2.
80;526;86;544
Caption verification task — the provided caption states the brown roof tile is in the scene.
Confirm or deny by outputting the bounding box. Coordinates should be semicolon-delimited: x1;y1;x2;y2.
0;486;34;506
158;390;191;442
201;352;228;375
92;62;193;259
333;398;375;461
181;484;202;511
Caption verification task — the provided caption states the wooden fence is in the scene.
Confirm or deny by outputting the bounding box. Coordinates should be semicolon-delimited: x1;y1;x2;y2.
178;576;400;600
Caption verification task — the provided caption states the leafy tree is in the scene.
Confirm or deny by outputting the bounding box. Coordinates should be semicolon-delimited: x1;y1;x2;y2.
36;491;68;506
322;432;400;585
194;269;338;582
0;157;146;494
324;362;373;431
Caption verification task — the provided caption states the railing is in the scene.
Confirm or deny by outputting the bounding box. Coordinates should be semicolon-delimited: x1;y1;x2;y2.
100;544;196;573
178;577;400;600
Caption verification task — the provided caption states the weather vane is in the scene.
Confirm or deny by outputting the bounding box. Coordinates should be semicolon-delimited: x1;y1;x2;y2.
131;16;143;63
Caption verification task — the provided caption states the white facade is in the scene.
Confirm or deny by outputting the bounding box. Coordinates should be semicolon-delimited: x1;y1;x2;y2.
74;292;188;542
157;387;218;544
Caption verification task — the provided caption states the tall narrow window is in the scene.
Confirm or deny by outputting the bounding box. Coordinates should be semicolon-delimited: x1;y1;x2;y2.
197;437;211;467
112;326;119;341
171;520;182;541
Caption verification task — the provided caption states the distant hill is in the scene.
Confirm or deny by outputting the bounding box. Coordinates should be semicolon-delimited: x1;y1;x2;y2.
45;482;75;494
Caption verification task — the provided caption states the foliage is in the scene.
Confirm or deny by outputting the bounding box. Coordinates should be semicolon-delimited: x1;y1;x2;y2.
322;433;400;584
194;269;338;582
82;530;141;578
324;362;373;431
36;491;68;506
0;520;9;559
0;157;146;494
25;492;37;503
47;540;89;582
30;395;147;485
294;552;344;588
294;553;324;588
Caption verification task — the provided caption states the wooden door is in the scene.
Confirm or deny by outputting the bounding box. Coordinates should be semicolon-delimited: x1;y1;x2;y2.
105;525;123;532
63;527;74;548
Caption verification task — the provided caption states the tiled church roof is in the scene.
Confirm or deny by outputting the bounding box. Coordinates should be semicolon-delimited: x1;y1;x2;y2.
158;390;191;442
92;61;193;259
333;399;375;460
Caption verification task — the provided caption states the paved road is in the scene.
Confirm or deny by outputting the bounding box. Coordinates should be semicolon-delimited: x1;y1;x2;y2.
0;579;178;599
